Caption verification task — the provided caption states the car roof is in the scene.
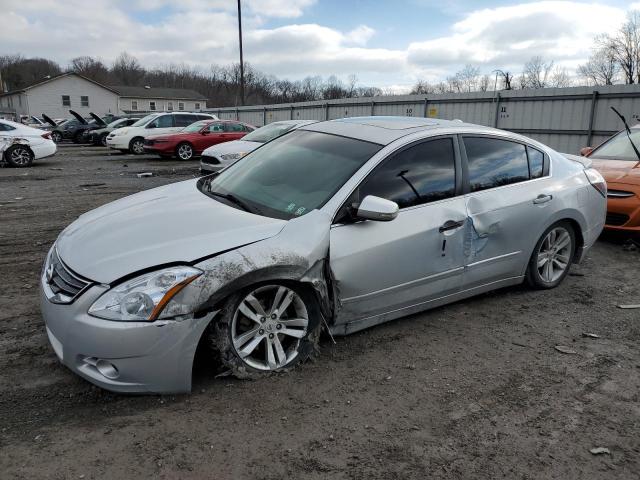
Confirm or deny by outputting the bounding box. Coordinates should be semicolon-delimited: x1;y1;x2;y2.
300;116;485;145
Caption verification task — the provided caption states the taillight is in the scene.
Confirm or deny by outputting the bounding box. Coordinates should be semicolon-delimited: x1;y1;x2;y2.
41;132;52;139
585;168;607;197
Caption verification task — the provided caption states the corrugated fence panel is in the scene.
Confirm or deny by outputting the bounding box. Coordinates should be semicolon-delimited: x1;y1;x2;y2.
205;84;640;153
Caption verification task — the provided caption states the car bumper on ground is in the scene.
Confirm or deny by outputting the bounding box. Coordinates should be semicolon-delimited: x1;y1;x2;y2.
604;184;640;232
40;273;214;394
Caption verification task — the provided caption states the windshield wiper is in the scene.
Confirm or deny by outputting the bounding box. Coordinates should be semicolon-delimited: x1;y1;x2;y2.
207;189;254;213
611;106;640;164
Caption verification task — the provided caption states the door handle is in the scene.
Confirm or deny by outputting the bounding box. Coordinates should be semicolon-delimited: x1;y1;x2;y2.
439;219;465;233
533;194;553;204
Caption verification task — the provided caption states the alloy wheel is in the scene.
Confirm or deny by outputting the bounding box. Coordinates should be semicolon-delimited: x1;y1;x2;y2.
9;146;32;166
537;227;572;283
178;144;193;160
51;131;62;143
131;140;144;154
231;285;309;371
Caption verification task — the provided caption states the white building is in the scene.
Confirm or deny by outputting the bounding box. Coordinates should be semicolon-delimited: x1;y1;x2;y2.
0;72;207;121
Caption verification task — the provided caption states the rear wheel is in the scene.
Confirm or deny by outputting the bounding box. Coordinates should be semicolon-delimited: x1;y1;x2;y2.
526;221;575;289
176;142;194;160
129;137;145;155
99;133;108;147
209;283;321;378
4;144;34;167
51;131;62;143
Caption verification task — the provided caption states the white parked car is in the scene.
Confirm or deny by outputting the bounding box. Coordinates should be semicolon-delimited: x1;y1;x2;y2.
0;119;57;167
200;120;317;173
106;112;217;154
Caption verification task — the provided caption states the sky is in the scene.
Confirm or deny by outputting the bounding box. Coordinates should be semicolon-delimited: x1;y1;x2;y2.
1;0;638;92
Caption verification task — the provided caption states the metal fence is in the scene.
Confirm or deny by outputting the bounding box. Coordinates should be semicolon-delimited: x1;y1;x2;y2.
206;84;640;154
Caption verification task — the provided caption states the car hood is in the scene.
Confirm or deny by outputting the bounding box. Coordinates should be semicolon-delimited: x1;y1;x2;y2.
590;158;640;186
56;179;287;283
202;140;262;156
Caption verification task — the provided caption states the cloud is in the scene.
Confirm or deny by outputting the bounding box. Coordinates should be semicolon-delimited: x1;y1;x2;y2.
407;2;626;72
0;0;635;90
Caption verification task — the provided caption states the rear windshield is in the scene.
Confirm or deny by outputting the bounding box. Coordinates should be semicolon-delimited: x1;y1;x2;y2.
242;122;298;143
592;129;640;161
199;130;382;220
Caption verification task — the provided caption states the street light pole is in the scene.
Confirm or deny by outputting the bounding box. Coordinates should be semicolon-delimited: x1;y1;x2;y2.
237;0;245;106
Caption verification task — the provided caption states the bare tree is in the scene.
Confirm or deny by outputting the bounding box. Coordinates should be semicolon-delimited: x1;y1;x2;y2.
410;79;434;95
478;74;491;92
596;12;640;84
456;64;480;92
495;70;514;90
69;56;111;83
111;52;144;86
549;66;572;88
577;45;620;85
523;56;555;88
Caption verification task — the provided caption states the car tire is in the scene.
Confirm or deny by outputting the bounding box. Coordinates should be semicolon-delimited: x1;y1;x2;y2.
176;142;194;160
4;144;34;168
526;221;576;289
100;134;108;147
209;283;321;379
51;131;62;143
129;137;145;155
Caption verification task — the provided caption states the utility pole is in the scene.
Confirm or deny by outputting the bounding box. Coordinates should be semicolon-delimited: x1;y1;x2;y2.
237;0;245;106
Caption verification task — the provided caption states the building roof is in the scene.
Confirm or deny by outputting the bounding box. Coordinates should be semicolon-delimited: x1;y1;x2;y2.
0;72;119;97
109;85;207;101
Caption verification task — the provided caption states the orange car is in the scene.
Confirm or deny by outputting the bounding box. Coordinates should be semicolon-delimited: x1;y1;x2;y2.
581;125;640;232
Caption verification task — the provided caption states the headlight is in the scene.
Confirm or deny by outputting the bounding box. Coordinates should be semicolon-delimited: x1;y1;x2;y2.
88;266;202;321
220;152;246;161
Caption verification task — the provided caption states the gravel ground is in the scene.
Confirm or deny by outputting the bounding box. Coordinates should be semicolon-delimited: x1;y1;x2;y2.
0;144;639;480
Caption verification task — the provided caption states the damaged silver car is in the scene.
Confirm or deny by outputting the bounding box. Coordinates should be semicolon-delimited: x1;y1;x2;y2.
40;116;606;393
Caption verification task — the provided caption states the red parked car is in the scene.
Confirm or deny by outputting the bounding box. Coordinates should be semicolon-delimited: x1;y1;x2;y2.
143;120;255;160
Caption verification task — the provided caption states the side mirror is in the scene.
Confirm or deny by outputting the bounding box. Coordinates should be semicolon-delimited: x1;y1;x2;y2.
580;146;593;157
356;195;399;222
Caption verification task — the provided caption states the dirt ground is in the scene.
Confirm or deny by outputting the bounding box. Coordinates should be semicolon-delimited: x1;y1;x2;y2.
0;144;639;480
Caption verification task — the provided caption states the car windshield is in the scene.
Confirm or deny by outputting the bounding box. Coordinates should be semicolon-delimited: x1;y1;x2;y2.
183;121;208;133
242;122;298;143
198;130;382;220
130;114;158;127
107;118;127;128
592;129;640;161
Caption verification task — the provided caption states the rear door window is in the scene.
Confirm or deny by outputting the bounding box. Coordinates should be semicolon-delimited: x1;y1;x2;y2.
174;114;197;127
225;123;246;132
464;137;529;192
527;146;545;179
359;137;457;209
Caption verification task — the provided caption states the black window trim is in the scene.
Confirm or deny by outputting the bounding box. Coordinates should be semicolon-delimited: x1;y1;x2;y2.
332;134;463;224
458;134;550;195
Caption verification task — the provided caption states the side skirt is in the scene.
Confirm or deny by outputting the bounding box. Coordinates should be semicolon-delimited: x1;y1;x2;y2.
330;276;524;336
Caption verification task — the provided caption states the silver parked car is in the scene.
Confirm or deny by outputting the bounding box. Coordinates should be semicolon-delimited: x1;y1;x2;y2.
40;117;606;394
200;119;317;173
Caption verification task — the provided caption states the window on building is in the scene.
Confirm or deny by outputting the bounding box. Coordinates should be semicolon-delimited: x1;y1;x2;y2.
195;103;201;110
464;137;530;192
178;102;185;111
149;101;157;111
359;137;457;209
62;95;70;106
167;101;174;111
131;100;138;111
80;96;89;107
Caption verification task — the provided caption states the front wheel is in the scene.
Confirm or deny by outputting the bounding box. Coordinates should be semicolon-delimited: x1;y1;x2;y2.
99;134;108;147
176;142;194;160
4;144;34;167
526;221;576;289
209;284;321;378
51;131;62;143
129;137;145;155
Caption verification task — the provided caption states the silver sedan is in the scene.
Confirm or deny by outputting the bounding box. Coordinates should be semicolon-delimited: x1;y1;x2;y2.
40;116;606;393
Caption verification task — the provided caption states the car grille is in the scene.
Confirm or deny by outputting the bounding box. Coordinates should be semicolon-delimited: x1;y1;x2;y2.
605;212;630;226
607;189;635;198
201;155;220;165
45;249;91;303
